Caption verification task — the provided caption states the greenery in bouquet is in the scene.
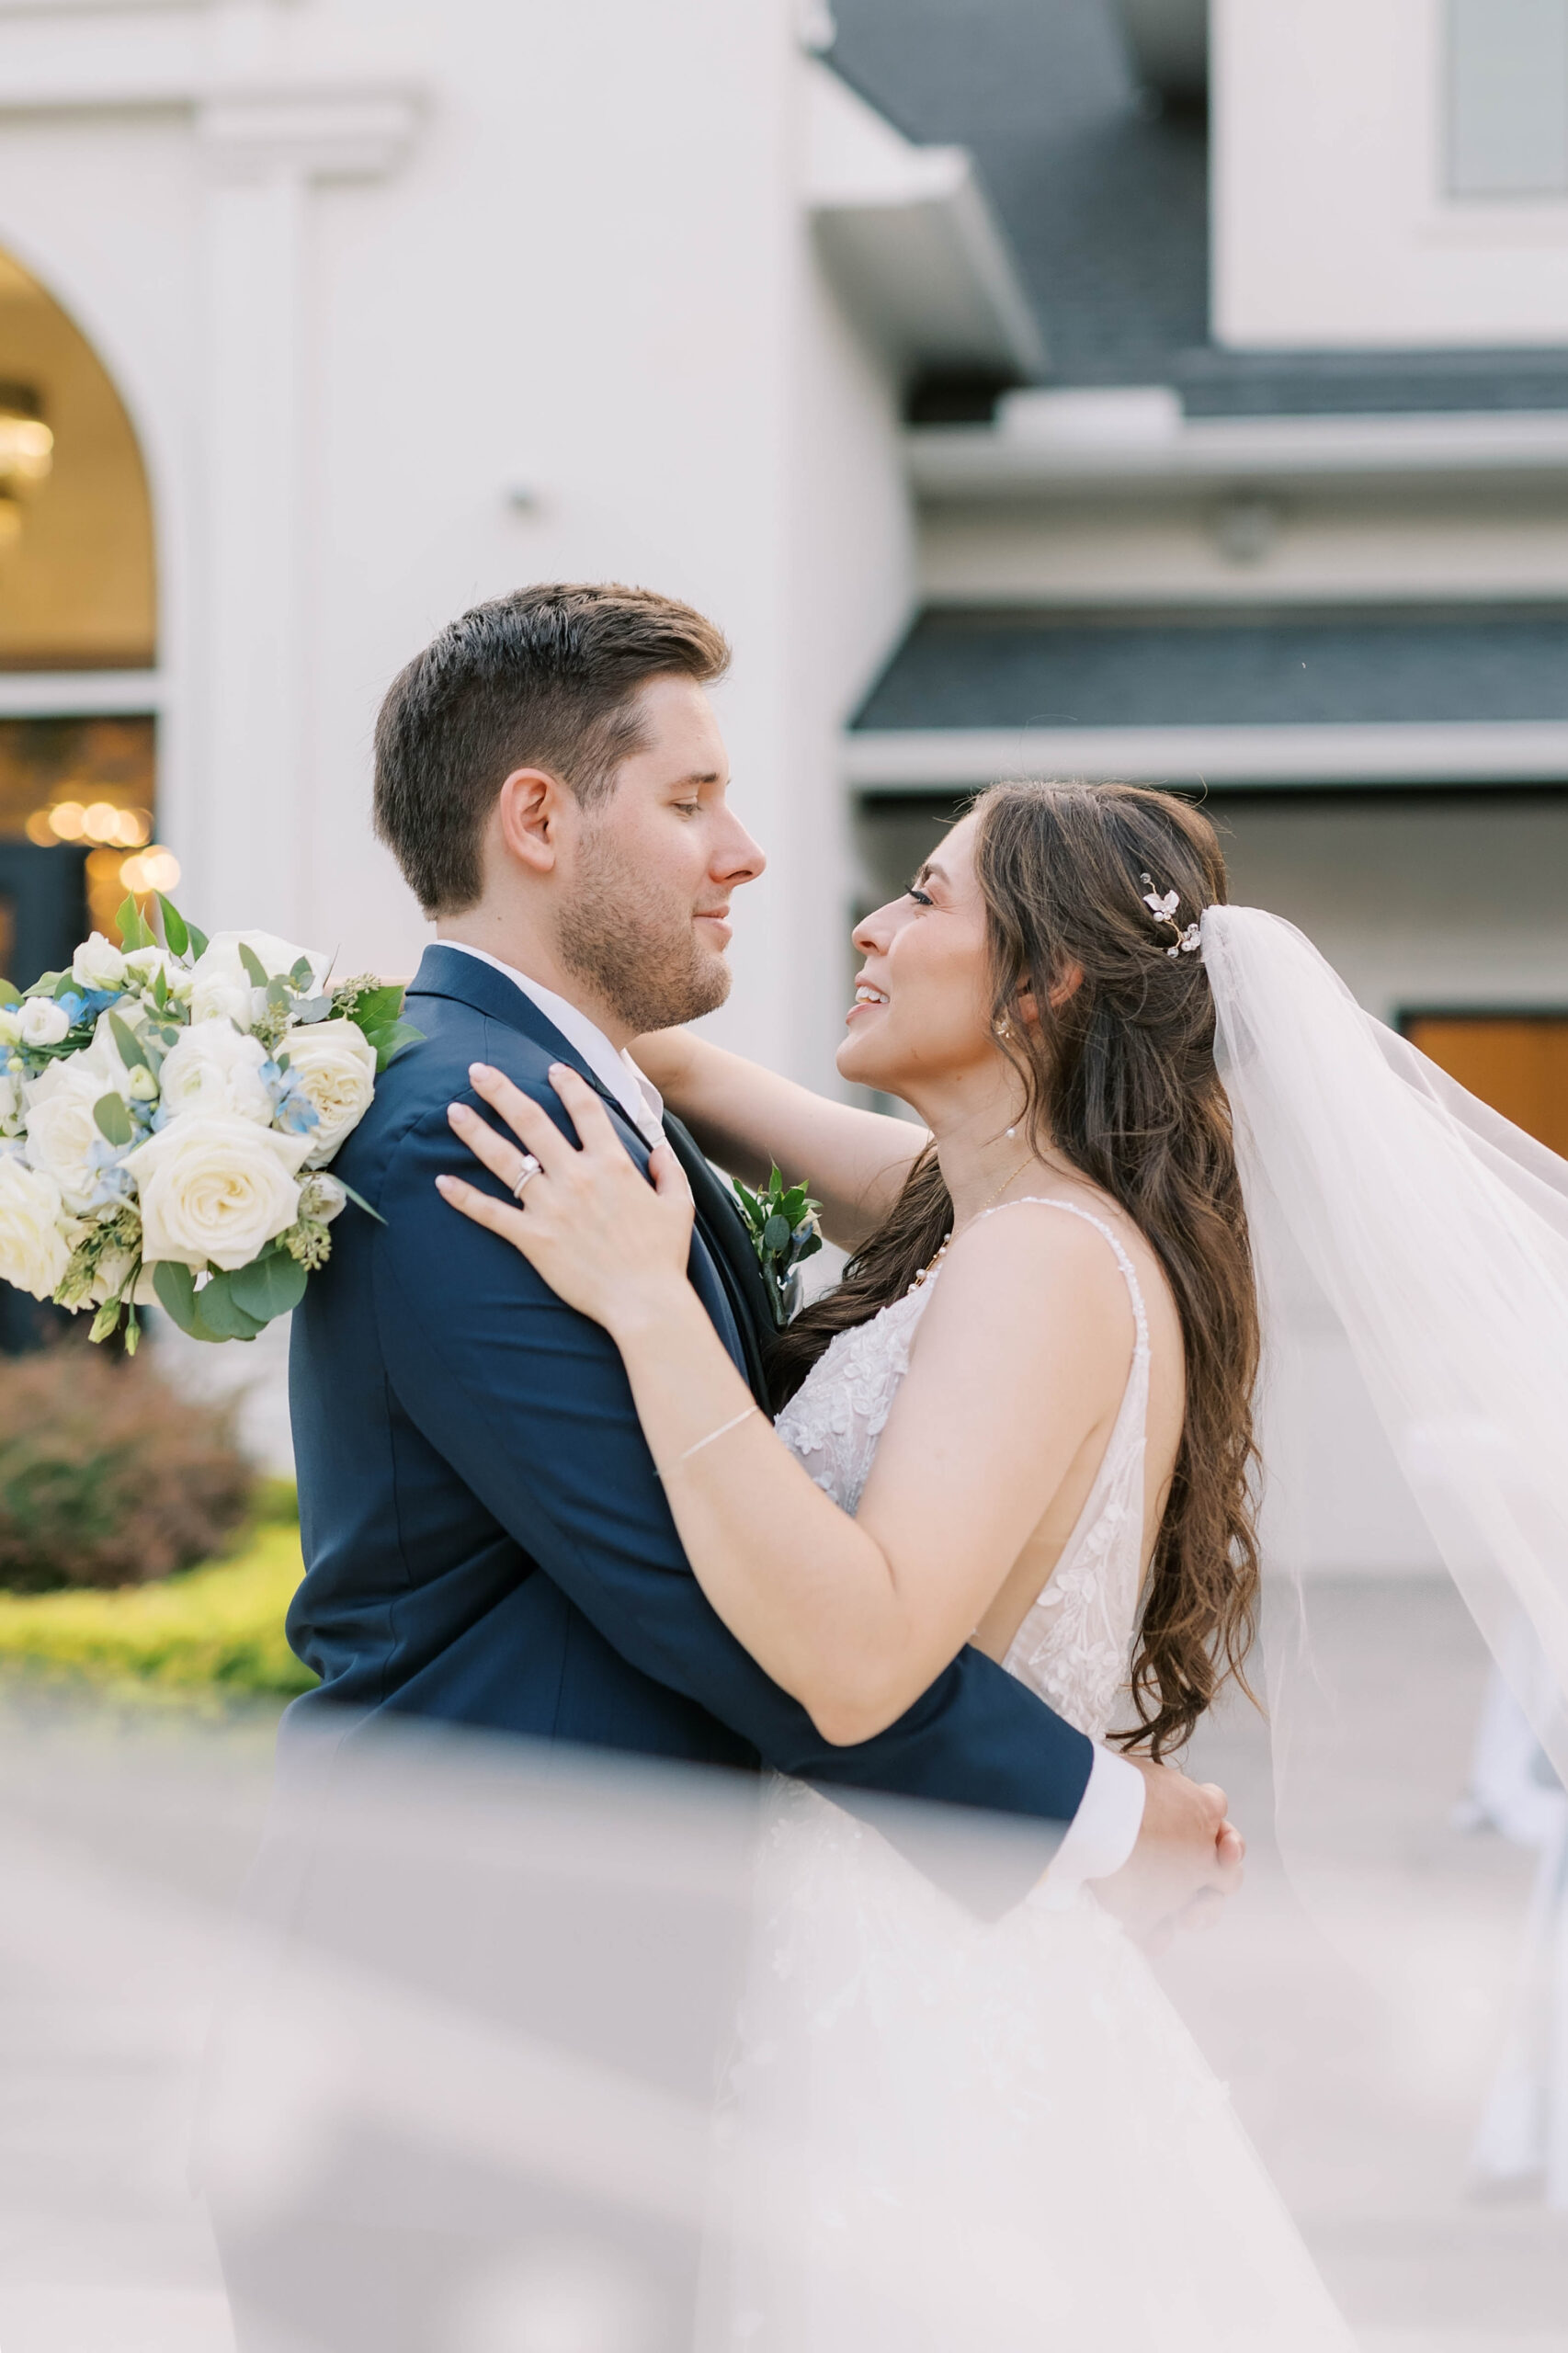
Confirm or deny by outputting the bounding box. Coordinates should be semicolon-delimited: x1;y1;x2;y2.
0;894;422;1353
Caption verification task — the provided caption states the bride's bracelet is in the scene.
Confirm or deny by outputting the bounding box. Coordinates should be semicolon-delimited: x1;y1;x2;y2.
657;1405;759;1481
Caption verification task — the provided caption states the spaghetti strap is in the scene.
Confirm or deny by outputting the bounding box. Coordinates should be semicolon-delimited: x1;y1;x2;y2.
968;1196;1150;1357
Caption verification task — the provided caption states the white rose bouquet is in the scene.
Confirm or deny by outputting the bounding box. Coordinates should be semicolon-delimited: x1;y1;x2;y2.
0;892;421;1351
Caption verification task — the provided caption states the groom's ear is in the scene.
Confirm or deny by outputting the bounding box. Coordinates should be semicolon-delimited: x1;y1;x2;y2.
494;767;572;878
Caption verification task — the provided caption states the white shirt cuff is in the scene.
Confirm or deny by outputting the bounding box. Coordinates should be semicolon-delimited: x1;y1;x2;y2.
1044;1744;1145;1895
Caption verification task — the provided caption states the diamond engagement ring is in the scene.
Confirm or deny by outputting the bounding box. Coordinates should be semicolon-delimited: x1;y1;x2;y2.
510;1154;542;1199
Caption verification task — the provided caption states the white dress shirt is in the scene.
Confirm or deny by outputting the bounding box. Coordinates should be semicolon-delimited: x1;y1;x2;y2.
437;938;1144;1882
439;939;665;1145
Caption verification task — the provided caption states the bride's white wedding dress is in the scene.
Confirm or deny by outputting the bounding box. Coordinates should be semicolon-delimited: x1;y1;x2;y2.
699;1199;1354;2350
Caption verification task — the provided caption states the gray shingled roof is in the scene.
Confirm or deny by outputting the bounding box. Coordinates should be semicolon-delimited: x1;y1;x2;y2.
850;606;1568;730
829;0;1568;414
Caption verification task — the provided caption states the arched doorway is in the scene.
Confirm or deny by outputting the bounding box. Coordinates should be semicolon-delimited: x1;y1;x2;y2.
0;247;161;989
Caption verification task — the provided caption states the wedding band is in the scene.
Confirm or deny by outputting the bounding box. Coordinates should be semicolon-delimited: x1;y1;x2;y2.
510;1154;542;1199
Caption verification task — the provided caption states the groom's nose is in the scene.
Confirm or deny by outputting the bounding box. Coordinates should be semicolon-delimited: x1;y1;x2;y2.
713;811;767;887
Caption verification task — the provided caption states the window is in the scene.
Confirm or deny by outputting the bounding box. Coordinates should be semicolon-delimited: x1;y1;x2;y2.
1447;0;1568;198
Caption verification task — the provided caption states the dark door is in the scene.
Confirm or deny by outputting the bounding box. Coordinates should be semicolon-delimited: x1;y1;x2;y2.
0;838;88;992
0;841;88;1351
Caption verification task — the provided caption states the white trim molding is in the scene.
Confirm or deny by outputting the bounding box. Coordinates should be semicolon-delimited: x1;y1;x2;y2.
909;389;1568;501
805;58;1043;379
199;88;423;184
0;670;165;717
843;720;1568;791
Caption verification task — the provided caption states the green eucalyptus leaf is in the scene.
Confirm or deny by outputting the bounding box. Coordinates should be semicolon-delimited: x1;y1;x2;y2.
189;1270;266;1340
115;897;155;952
227;1248;309;1323
152;1259;205;1337
152;963;169;1009
289;956;314;989
733;1180;764;1229
156;894;189;957
266;975;292;1012
364;1018;423;1074
793;1230;824;1263
51;972;78;1001
237;941;270;989
108;1011;149;1071
762;1213;790;1256
93;1092;134;1146
349;983;403;1029
187;921;210;960
0;977;18;1007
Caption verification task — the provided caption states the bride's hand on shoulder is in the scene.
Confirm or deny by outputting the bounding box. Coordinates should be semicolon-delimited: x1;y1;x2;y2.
437;1062;696;1337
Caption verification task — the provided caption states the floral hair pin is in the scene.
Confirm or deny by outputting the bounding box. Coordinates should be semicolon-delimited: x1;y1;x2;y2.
1140;874;1203;961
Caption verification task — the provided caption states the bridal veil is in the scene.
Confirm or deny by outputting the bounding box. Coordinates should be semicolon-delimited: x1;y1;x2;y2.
1202;904;1568;1784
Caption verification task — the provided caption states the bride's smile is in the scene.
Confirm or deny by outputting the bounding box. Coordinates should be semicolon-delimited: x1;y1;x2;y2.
836;815;1009;1120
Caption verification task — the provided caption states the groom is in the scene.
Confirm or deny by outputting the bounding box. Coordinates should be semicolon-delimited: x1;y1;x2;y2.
285;581;1237;1910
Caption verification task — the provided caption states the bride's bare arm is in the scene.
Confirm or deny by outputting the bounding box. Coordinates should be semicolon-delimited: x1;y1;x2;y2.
632;1027;925;1251
440;1064;1133;1744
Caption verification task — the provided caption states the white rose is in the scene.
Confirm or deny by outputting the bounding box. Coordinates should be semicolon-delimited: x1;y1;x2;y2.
280;1019;377;1165
71;931;128;993
18;996;70;1048
23;1053;131;1212
188;930;328;1030
298;1170;347;1224
158;1017;274;1126
0;1156;71;1299
125;1114;308;1271
122;945;190;1002
0;1005;21;1047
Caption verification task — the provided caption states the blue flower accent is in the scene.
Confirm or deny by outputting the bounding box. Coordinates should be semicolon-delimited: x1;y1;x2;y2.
56;990;89;1029
262;1058;321;1135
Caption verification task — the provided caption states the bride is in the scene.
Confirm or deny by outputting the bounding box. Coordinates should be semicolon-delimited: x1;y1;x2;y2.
435;777;1568;2345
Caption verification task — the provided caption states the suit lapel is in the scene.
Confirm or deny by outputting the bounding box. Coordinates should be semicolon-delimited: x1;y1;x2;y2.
661;1117;774;1408
408;947;768;1400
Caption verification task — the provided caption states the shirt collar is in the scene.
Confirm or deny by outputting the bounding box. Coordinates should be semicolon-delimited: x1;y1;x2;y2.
437;940;665;1145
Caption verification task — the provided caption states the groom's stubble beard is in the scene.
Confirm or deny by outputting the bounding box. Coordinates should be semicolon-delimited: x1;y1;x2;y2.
555;808;733;1034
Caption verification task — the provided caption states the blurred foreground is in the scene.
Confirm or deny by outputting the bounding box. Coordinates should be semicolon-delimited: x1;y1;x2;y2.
0;1576;1562;2353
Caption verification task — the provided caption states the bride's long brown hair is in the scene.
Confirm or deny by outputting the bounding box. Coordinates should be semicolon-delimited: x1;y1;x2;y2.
769;780;1261;1758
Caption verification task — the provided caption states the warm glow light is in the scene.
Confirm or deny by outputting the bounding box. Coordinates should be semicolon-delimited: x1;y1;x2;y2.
24;809;56;847
48;801;86;841
83;800;122;844
0;415;52;484
109;806;150;847
119;846;180;895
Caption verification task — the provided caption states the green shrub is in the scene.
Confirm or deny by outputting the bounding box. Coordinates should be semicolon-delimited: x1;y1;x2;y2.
0;1515;315;1705
0;1339;254;1591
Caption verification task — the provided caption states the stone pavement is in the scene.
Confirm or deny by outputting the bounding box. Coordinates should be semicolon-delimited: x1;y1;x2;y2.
0;1578;1562;2353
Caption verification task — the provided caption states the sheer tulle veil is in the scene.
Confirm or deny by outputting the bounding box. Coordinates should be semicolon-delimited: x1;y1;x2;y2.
1202;904;1568;1781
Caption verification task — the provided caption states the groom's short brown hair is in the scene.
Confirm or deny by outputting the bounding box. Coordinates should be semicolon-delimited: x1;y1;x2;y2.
373;582;731;915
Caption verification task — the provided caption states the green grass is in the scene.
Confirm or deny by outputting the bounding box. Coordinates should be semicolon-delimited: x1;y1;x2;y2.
0;1508;316;1711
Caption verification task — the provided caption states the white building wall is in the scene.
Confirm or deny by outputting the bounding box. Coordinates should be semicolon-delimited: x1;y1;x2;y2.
0;0;918;1089
1213;0;1568;348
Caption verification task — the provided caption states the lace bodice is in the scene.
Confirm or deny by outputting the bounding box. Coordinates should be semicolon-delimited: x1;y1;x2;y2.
774;1199;1152;1742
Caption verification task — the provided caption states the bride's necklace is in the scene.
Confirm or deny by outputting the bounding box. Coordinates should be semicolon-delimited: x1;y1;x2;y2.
908;1152;1039;1294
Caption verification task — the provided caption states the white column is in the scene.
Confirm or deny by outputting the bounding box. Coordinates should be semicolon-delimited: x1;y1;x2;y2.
194;90;419;943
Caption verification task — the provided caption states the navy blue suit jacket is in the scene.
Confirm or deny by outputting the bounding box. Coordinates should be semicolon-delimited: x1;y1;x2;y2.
286;945;1094;1858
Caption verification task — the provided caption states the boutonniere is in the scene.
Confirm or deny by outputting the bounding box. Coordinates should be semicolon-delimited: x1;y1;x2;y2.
731;1165;824;1328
